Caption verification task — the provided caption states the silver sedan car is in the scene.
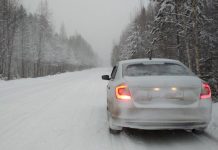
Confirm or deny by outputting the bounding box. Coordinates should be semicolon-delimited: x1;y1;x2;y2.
102;59;212;134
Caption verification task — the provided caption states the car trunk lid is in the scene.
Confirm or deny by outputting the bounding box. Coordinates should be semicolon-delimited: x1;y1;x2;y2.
124;76;201;108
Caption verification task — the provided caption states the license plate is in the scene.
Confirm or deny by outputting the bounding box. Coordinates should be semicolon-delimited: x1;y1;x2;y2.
151;90;184;99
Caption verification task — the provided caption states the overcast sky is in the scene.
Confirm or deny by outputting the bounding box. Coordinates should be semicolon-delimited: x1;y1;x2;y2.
21;0;149;65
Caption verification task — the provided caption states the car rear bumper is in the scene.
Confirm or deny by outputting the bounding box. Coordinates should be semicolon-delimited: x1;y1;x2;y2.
110;116;209;130
109;101;212;130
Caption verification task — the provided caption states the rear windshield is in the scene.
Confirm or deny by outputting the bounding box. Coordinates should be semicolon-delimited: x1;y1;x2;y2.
123;63;193;77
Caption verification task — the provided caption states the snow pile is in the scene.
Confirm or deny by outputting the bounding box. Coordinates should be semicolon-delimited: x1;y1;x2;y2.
208;102;218;138
213;103;218;122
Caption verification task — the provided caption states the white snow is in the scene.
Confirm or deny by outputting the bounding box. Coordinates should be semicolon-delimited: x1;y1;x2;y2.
0;68;218;150
208;102;218;139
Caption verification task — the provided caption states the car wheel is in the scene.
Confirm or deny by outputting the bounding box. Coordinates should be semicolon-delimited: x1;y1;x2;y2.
107;111;122;134
192;127;207;134
109;128;122;134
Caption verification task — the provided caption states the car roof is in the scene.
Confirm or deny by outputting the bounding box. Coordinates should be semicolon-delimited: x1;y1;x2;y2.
119;58;181;66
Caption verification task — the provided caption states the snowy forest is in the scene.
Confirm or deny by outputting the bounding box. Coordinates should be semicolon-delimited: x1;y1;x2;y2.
0;0;98;80
111;0;218;98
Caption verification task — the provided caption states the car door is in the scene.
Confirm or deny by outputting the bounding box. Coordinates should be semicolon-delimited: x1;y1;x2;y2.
107;65;118;107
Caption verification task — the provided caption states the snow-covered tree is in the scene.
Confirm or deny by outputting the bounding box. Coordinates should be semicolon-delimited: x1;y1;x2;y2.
112;6;154;64
111;0;218;98
0;0;98;79
59;23;67;41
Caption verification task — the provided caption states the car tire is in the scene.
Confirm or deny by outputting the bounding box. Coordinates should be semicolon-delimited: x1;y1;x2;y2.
192;127;207;134
107;111;122;134
109;128;122;134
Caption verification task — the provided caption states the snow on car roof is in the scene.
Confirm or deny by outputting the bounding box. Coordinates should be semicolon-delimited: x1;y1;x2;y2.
119;58;180;65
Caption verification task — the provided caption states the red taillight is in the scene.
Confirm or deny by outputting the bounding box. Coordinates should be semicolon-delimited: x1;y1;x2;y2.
200;83;211;99
115;84;131;101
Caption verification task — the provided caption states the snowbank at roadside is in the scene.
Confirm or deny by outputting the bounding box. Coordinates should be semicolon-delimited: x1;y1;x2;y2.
207;102;218;138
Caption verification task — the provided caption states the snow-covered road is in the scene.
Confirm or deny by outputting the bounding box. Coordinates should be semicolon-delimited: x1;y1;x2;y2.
0;68;218;150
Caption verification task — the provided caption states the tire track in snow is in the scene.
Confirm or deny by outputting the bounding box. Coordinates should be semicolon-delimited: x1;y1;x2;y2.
0;76;81;140
191;132;218;149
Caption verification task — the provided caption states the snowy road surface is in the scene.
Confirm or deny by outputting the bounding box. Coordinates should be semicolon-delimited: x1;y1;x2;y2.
0;68;218;150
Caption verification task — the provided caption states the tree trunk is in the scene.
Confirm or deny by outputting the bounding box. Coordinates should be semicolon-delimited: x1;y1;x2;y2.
175;0;181;61
185;39;192;69
37;31;42;77
193;0;200;75
21;26;25;78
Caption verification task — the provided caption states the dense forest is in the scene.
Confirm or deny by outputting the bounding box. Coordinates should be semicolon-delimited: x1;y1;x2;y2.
0;0;98;80
111;0;218;98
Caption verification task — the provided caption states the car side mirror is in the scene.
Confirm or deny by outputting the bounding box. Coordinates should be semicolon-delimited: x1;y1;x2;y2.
102;75;110;80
